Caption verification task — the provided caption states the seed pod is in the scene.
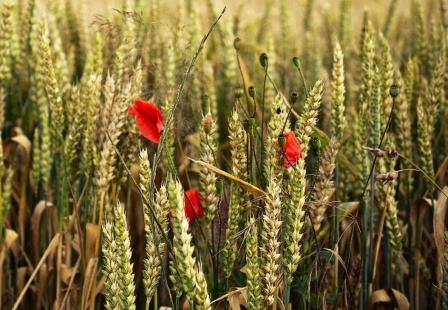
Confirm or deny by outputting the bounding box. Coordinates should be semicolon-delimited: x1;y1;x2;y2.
248;86;256;98
292;57;300;69
389;84;399;98
260;53;268;67
234;37;241;50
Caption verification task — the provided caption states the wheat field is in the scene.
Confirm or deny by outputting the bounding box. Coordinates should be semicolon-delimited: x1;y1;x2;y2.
0;0;447;309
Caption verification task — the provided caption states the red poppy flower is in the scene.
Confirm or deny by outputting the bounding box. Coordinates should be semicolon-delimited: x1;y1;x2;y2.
128;99;164;143
274;131;302;168
184;189;204;221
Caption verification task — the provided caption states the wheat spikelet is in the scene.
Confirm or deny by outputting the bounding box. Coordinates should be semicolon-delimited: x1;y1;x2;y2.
260;179;283;306
283;157;307;282
82;74;102;177
41;23;65;139
199;112;219;224
310;137;337;232
265;94;288;183
140;149;169;303
384;180;402;253
0;1;14;86
379;34;394;134
102;201;136;309
222;109;249;275
394;70;414;197
168;178;198;301
417;92;435;194
330;41;346;141
296;80;323;159
246;216;262;309
64;85;83;181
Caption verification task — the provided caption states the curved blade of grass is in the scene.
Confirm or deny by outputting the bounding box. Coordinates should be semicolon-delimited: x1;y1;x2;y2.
189;158;267;199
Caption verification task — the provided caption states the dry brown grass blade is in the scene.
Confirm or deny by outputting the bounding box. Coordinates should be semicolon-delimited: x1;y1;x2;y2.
11;233;61;310
0;245;4;307
32;201;57;262
227;287;248;310
85;223;98;262
5;132;31;246
81;258;98;310
433;186;448;287
5;228;19;257
211;286;246;306
16;267;27;297
188;158;267;199
410;198;431;309
59;257;81;310
369;288;410;310
37;263;48;307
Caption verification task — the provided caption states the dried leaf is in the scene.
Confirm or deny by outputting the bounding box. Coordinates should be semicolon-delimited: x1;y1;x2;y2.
16;267;28;295
37;263;48;306
5;228;19;257
32;201;58;262
369;288;409;310
227;287;248;310
434;186;448;287
85;223;98;262
337;201;359;222
81;258;98;310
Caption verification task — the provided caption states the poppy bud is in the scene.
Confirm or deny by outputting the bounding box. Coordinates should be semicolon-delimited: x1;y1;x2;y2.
203;113;213;135
234;87;244;98
248;86;256;98
248;116;256;127
215;179;223;192
234;37;241;50
292;57;301;69
243;119;250;132
389;85;399;98
259;53;268;67
290;92;299;104
278;134;286;147
202;95;209;106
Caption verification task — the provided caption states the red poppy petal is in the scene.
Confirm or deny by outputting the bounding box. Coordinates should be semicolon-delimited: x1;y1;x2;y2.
184;190;204;221
134;114;161;143
134;100;164;131
128;106;137;115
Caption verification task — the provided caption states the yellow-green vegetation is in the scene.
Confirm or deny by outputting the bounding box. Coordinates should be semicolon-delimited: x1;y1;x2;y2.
1;0;448;309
